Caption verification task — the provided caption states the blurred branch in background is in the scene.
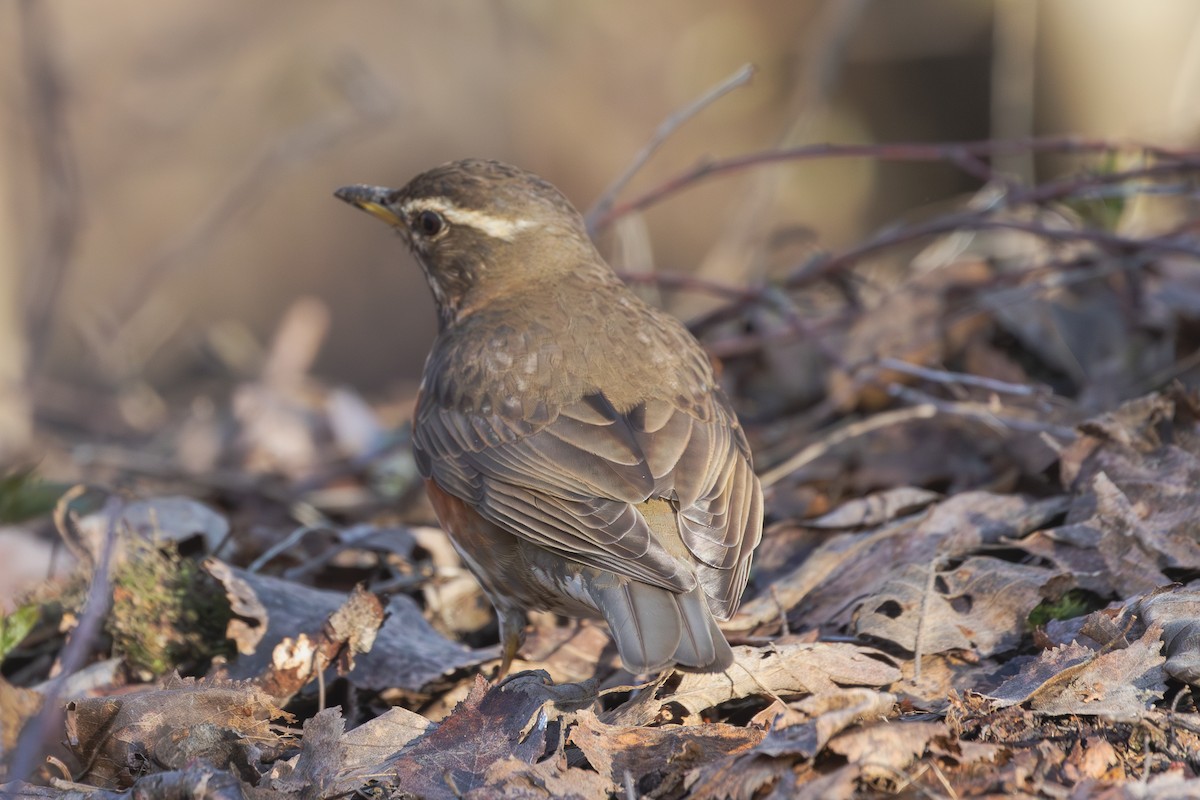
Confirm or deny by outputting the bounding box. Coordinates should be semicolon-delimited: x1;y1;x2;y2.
595;136;1195;229
585;62;756;236
605;135;1200;455
0;1;78;462
687;0;872;318
95;55;398;386
18;0;80;372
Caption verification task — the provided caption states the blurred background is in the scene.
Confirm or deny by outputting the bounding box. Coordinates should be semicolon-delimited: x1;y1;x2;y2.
1;0;1199;463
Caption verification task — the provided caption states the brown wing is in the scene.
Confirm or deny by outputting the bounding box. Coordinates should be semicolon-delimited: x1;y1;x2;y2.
413;389;762;615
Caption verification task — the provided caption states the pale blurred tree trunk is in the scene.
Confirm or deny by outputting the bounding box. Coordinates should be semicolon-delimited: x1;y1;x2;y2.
0;6;32;463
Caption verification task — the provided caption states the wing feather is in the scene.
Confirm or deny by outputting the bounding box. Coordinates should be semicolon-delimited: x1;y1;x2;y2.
415;387;761;608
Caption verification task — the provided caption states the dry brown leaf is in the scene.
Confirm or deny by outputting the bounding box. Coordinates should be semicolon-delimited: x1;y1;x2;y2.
1090;471;1200;596
986;624;1166;721
734;492;1067;634
266;706;343;797
472;753;612;800
267;704;436;797
337;705;433;770
1132;584;1200;685
826;718;943;779
386;672;596;800
0;675;43;758
682;691;892;800
1059;390;1184;489
606;643;901;726
1061;737;1121;784
4;764;249;799
206;559;487;692
567;709;763;795
255;584;385;703
1021;393;1200;607
66;674;292;789
853;555;1051;656
758;689;896;760
75;495;229;565
684;753;811;800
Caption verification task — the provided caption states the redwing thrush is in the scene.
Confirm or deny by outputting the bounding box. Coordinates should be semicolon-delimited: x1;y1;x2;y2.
335;160;763;675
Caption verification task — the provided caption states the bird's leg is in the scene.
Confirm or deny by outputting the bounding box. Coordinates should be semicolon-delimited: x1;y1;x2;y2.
494;608;528;681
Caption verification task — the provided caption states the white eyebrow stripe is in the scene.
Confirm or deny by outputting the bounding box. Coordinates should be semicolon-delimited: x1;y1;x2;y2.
400;197;537;241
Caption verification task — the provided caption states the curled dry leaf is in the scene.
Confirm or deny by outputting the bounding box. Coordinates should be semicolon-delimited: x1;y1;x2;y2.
1131;584;1200;685
825;718;944;780
732;491;1067;634
681;690;894;800
266;704;438;797
266;707;343;797
474;752;612;800
333;706;435;791
758;689;897;760
255;584;385;704
205;559;488;693
76;495;229;564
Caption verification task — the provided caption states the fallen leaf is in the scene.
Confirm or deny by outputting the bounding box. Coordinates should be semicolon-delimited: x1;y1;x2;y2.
206;559;488;692
757;689;896;760
853;556;1051;656
986;625;1166;720
607;643;900;725
0;675;43;756
473;753;612;800
1131;584;1200;685
568;709;762;795
386;672;597;800
66;674;292;788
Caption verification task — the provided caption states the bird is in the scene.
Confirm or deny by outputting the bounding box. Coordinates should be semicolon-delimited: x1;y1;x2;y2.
335;159;763;676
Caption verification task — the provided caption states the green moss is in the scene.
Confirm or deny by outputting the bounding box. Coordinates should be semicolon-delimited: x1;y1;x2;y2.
1028;589;1102;628
107;539;233;678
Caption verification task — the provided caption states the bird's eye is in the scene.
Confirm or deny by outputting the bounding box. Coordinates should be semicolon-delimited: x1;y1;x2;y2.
415;210;445;237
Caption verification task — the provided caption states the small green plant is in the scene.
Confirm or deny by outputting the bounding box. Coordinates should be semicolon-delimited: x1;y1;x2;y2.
0;468;69;524
0;603;40;661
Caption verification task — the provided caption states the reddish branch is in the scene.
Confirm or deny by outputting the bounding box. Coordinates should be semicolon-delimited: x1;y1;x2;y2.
592;136;1199;231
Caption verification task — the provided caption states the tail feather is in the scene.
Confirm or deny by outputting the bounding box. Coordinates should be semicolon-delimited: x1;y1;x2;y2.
597;580;733;673
596;581;682;673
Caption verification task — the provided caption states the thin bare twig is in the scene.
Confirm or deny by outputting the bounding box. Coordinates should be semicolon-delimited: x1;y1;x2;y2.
592;135;1187;231
788;206;1200;293
875;358;1042;397
759;404;939;488
9;489;122;785
888;385;1078;440
584;63;756;235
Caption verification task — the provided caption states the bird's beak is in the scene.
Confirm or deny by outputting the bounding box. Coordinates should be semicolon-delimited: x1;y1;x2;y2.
334;184;405;228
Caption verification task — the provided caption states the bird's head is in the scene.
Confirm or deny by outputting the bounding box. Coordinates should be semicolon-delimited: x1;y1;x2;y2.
336;160;600;327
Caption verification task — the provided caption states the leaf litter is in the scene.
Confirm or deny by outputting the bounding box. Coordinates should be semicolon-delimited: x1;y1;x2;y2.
5;156;1200;797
